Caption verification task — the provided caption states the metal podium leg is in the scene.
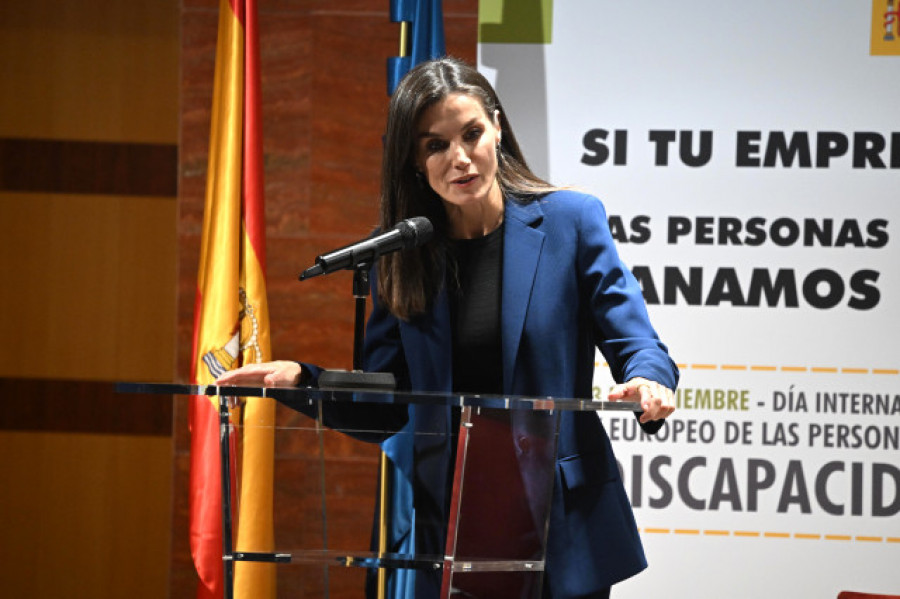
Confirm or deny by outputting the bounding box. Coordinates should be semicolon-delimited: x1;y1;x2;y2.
220;394;234;599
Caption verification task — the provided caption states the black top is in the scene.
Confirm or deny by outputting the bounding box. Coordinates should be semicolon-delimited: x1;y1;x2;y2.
447;224;504;395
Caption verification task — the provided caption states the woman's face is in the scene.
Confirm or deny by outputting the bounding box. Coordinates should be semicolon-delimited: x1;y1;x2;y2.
414;92;502;212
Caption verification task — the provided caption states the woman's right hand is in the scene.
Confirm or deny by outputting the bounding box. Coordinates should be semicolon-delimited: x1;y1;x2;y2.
215;360;303;387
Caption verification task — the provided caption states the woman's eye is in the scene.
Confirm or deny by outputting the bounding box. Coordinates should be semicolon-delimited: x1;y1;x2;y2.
463;128;483;142
425;139;447;153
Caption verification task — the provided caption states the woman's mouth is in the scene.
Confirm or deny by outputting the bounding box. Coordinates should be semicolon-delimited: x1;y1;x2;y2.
453;175;477;186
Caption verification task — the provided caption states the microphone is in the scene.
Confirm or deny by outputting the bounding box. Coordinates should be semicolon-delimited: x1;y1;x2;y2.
299;216;433;280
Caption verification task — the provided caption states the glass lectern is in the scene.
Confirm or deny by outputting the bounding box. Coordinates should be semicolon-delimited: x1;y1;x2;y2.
117;382;639;599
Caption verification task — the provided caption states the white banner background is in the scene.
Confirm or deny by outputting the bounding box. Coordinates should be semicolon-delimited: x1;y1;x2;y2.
481;1;899;597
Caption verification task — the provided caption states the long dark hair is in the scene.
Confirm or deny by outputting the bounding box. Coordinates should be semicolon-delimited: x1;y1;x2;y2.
378;57;560;319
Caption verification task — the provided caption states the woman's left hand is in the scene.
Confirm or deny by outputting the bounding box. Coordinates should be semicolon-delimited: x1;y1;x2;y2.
607;377;675;423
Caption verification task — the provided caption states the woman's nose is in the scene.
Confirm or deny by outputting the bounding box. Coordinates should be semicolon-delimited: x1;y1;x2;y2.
451;143;471;167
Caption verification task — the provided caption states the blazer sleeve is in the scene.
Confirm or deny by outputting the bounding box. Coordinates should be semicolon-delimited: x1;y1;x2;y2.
575;194;680;392
293;267;410;442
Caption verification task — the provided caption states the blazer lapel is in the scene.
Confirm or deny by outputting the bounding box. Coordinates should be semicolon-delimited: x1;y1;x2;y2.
501;199;545;393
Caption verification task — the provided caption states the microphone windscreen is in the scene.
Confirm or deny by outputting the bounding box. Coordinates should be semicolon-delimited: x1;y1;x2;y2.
397;216;433;248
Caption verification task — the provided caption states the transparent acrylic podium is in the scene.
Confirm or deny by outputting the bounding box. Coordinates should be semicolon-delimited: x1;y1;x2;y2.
117;382;639;599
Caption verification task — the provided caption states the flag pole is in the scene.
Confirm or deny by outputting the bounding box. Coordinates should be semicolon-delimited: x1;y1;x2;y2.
377;9;413;598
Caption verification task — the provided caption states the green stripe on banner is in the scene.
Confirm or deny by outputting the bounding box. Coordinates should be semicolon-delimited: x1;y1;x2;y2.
479;0;553;44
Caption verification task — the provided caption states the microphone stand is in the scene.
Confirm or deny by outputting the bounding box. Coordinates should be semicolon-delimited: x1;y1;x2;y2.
351;264;394;599
352;263;369;372
317;264;397;390
303;264;397;599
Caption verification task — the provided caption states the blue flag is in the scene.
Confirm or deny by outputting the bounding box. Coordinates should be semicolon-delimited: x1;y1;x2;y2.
387;0;446;96
382;4;446;597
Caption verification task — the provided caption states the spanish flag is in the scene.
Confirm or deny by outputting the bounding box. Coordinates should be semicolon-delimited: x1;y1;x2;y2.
189;0;274;597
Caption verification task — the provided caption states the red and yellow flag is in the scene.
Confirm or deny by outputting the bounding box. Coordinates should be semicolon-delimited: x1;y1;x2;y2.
189;0;275;597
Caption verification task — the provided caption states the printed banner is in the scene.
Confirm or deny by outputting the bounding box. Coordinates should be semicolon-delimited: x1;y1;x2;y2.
480;1;899;597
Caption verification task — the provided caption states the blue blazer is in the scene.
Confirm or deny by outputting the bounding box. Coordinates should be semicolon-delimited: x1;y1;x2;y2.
313;190;678;597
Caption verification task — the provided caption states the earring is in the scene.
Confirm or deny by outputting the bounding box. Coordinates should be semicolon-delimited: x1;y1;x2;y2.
415;170;425;187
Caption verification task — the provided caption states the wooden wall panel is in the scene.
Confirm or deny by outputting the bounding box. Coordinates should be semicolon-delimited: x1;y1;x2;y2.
0;379;171;436
0;0;179;382
0;193;176;381
0;0;178;143
0;0;179;597
0;139;177;197
0;432;172;599
175;1;478;596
